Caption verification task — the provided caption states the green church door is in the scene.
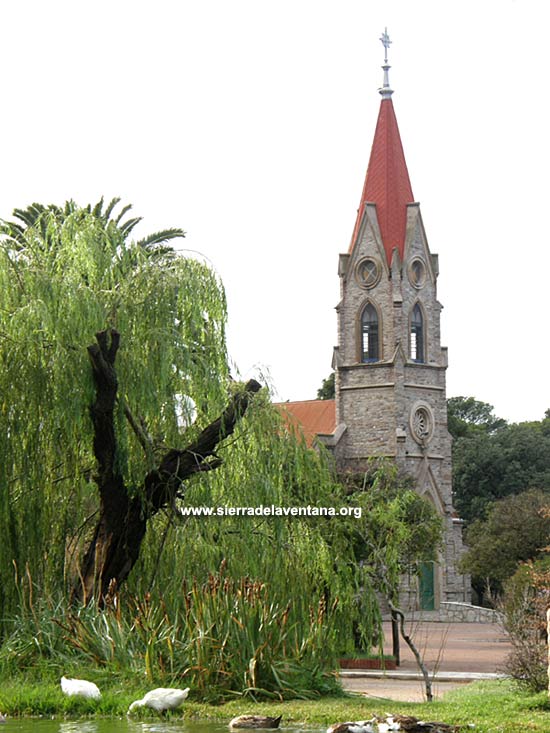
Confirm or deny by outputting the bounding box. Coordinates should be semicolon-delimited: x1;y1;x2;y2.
419;562;435;611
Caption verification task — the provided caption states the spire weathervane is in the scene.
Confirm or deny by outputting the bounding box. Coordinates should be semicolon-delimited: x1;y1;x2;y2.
379;27;394;99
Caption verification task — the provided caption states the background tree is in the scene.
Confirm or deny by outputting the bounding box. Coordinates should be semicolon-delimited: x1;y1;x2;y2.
339;462;442;644
317;372;335;400
452;416;550;522
459;489;550;602
447;395;506;440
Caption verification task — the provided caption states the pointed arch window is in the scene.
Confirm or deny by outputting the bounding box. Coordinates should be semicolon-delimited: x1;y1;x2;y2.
361;303;379;363
410;303;424;363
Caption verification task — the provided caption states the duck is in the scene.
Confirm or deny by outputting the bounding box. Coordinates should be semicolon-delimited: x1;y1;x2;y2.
377;716;401;733
327;719;464;733
378;716;463;733
127;687;190;714
229;715;282;729
327;721;377;733
60;676;101;700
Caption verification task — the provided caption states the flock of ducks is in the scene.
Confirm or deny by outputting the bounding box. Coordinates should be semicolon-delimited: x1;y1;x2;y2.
327;718;465;733
0;676;457;733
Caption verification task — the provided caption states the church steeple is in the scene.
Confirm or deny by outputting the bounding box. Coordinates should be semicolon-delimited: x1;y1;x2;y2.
349;30;414;264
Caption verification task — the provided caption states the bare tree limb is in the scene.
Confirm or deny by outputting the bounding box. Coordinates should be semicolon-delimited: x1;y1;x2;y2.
388;598;433;701
122;398;156;469
144;379;262;512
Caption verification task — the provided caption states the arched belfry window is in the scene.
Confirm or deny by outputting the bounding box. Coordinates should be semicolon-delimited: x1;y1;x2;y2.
361;302;379;363
410;303;425;363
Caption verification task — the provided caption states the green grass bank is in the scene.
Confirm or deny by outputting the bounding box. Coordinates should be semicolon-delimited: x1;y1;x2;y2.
0;679;549;733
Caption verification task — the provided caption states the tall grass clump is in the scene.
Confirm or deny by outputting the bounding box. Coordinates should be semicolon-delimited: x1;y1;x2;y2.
0;564;341;701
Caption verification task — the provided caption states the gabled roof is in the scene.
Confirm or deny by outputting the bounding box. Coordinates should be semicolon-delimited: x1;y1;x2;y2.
349;98;414;264
275;399;336;447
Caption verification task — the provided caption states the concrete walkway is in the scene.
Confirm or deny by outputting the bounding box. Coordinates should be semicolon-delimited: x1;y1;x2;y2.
339;619;512;702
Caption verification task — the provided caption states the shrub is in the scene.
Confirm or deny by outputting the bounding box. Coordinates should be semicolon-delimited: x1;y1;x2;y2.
500;558;550;692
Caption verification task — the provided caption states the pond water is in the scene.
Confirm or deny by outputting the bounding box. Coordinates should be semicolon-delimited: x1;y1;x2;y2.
5;721;319;733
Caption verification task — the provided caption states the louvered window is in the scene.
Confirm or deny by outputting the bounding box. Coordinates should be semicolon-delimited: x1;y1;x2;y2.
361;303;379;362
411;303;424;362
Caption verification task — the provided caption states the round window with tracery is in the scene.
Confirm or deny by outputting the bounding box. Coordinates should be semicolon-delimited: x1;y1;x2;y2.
356;257;381;289
410;402;434;445
409;257;426;289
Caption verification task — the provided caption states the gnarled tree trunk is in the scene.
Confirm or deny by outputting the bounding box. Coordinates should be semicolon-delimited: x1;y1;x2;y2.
74;328;261;604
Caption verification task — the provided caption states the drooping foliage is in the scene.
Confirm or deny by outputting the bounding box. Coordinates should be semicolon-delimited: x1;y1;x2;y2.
0;199;229;620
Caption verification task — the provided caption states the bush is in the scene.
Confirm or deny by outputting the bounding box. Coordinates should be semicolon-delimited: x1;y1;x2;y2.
500;559;550;692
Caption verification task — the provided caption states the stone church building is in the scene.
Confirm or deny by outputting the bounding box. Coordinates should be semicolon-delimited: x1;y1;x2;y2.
279;37;471;611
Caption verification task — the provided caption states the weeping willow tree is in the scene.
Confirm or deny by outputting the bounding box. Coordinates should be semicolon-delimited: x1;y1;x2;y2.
0;198;260;614
0;198;443;690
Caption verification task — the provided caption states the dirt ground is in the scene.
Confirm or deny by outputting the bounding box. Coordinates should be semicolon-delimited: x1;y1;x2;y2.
339;620;512;702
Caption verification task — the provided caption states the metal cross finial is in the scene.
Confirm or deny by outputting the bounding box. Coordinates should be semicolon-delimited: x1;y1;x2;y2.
380;28;391;63
378;28;393;98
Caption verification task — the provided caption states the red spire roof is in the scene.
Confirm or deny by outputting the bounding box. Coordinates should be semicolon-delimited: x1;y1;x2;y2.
349;98;414;263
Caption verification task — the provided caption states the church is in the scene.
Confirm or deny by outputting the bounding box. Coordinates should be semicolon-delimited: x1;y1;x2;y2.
279;32;471;611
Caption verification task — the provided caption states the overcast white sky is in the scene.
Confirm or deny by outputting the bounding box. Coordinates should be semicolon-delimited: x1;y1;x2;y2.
1;0;548;424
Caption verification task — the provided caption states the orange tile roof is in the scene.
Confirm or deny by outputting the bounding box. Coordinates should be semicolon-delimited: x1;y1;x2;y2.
350;98;414;263
275;399;336;447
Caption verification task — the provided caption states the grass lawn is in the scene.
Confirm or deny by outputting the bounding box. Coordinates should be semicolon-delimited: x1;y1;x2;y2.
0;678;549;732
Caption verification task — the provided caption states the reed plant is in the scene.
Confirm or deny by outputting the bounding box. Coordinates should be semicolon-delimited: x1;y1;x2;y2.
0;565;341;701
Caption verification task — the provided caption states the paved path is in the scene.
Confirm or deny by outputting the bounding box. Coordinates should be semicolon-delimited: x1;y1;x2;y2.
339;619;512;702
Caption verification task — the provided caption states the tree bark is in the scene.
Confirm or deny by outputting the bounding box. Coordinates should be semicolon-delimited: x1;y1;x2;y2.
73;328;261;604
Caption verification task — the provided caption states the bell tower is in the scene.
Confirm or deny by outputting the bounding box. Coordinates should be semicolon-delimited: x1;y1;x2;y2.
331;31;470;607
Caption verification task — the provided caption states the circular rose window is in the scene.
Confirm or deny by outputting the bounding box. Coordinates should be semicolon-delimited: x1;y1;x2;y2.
356;257;381;289
410;402;434;445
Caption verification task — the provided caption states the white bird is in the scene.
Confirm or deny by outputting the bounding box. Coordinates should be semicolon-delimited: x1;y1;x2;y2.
60;676;101;700
127;687;190;714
